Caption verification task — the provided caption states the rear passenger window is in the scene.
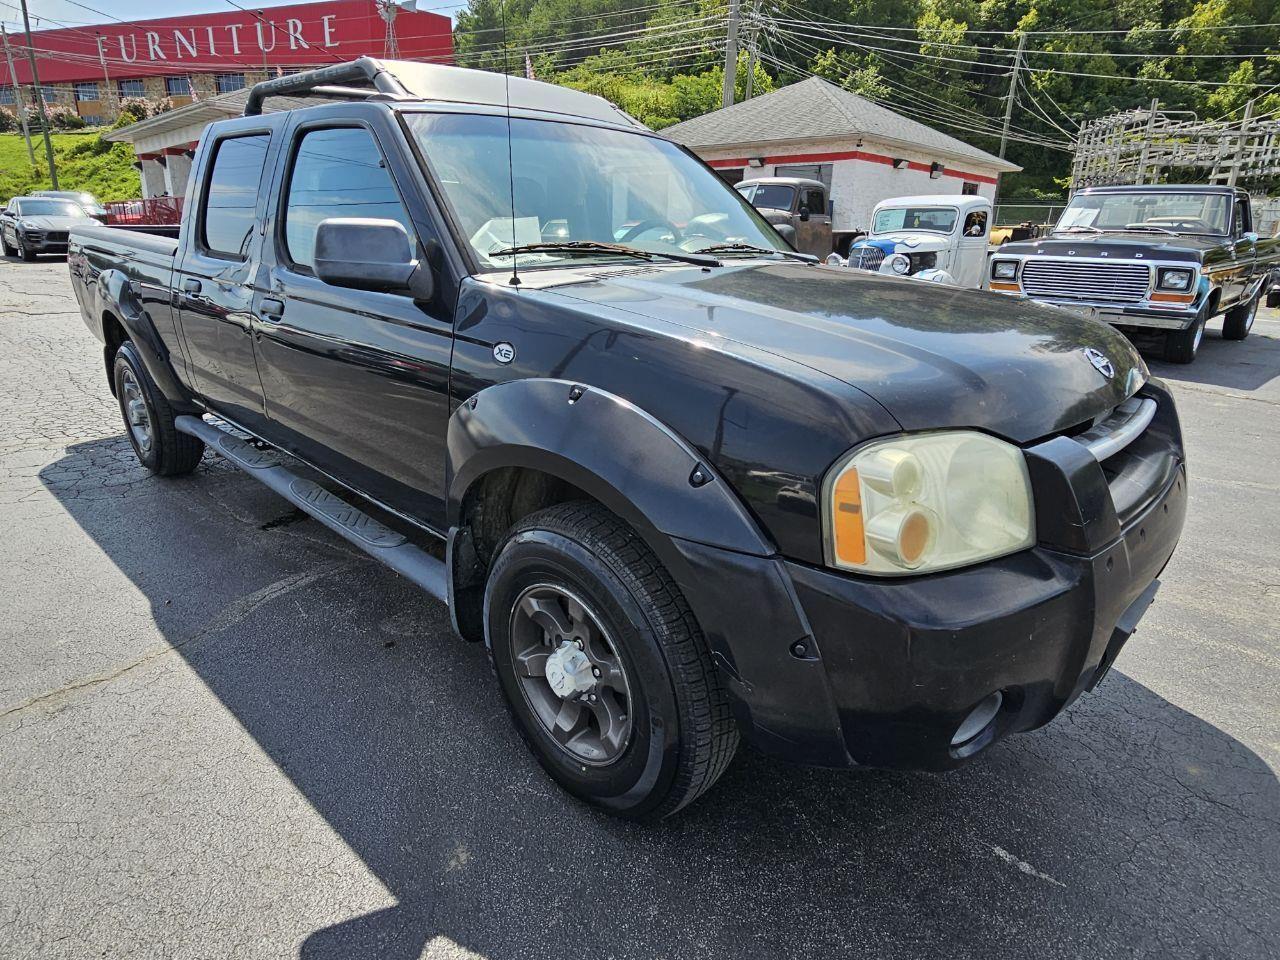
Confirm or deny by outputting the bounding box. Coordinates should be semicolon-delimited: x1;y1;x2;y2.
201;134;270;259
283;126;412;271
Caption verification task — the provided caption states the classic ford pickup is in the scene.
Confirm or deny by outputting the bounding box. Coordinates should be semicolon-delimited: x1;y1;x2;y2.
989;185;1280;363
67;59;1186;819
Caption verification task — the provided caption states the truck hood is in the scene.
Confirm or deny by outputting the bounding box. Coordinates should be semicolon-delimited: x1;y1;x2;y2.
552;261;1146;443
999;231;1220;263
18;215;91;232
864;232;951;253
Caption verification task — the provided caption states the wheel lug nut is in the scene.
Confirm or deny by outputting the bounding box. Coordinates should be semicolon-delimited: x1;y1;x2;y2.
576;640;584;650
592;667;601;678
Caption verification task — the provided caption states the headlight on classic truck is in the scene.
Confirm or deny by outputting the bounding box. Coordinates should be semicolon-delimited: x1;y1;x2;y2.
823;431;1036;576
991;260;1019;280
1157;267;1194;291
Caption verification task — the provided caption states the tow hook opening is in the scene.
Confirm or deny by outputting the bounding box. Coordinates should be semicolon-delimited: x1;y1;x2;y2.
950;691;1005;751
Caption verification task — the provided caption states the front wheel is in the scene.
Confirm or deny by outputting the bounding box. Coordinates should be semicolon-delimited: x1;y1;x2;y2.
16;235;36;262
1163;308;1206;364
1222;290;1260;341
484;501;738;820
113;341;205;476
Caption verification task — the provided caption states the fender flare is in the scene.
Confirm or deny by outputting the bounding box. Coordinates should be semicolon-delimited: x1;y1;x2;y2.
96;268;196;410
446;378;773;560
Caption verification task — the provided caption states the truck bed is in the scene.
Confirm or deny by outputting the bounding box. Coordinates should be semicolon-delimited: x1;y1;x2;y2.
72;223;180;257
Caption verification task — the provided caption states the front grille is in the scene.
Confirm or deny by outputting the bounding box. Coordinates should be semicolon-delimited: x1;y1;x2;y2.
851;246;885;271
46;231;68;243
1021;260;1151;303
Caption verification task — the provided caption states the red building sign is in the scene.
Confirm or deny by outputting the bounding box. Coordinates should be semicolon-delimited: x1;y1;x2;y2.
10;0;453;84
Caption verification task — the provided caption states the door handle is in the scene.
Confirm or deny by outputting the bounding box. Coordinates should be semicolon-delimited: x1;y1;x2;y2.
259;298;285;321
182;277;202;295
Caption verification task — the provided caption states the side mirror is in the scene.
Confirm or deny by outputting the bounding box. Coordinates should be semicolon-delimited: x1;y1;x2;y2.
313;218;427;296
798;204;811;222
1243;231;1259;244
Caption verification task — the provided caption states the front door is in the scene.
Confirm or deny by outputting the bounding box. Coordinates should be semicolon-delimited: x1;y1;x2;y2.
252;115;456;530
175;126;278;434
796;186;832;257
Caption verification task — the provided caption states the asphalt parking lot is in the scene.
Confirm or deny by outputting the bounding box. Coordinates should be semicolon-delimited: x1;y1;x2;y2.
1;254;1277;960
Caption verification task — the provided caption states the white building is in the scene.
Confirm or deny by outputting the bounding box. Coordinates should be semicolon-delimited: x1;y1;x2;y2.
662;77;1021;236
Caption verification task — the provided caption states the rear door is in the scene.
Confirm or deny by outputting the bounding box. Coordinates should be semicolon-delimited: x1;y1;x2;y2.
251;105;458;530
174;115;284;435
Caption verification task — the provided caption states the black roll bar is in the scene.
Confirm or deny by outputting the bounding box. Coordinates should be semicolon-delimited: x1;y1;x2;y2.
243;57;411;116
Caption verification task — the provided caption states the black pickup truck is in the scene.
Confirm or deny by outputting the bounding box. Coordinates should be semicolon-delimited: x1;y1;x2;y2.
989;185;1280;363
68;59;1187;819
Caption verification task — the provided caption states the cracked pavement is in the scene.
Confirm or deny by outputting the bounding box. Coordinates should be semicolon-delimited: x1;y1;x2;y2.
1;255;1277;959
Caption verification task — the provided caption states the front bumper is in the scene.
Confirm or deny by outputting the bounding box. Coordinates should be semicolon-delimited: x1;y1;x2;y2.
20;233;69;254
670;382;1186;771
991;290;1201;331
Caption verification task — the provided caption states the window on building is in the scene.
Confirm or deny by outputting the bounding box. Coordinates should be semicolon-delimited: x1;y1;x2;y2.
74;82;99;102
775;162;833;191
0;87;14;105
282;126;412;271
714;168;746;186
165;76;191;97
201;134;271;259
39;85;57;103
82;114;109;127
117;79;144;98
962;182;979;196
215;73;246;94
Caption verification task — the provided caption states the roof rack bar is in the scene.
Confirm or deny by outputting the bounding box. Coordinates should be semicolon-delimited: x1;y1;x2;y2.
243;57;410;116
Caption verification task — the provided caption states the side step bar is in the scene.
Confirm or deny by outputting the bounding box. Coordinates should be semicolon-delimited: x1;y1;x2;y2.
175;415;448;603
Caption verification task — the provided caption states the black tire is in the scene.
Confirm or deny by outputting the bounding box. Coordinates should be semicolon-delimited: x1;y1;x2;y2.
1267;287;1279;310
1163;307;1206;364
16;235;36;261
484;501;738;820
112;341;205;476
1222;289;1260;341
1;233;12;257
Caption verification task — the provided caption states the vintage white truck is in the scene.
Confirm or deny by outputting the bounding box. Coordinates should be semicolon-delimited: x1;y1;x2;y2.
842;195;993;288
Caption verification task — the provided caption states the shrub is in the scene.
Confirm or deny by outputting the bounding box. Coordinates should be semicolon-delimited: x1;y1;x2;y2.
0;107;16;134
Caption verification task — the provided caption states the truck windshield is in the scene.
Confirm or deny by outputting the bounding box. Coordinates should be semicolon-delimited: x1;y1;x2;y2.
1057;191;1230;236
737;183;796;211
404;113;789;269
18;199;89;218
872;207;958;234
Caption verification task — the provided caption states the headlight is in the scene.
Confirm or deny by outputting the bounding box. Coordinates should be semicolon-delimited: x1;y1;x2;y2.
1157;267;1194;291
823;431;1035;576
992;260;1018;280
887;253;910;275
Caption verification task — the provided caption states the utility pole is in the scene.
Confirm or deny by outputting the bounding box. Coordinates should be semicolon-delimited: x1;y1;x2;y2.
18;0;57;188
721;0;740;110
1;24;35;166
743;0;759;101
1227;98;1253;187
998;32;1026;161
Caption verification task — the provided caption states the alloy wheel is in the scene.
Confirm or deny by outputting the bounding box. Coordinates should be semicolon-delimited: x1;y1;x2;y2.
119;365;154;456
508;584;634;765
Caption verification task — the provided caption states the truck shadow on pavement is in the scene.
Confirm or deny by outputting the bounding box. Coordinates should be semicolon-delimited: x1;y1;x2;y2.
40;437;1280;960
1143;320;1280;392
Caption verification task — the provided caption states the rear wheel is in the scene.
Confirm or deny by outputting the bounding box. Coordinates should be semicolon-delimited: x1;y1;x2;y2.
1;232;12;257
1222;290;1260;341
484;501;738;820
1163;307;1206;364
113;341;205;476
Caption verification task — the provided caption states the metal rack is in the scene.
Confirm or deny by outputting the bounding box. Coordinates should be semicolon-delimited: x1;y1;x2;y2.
1070;100;1280;192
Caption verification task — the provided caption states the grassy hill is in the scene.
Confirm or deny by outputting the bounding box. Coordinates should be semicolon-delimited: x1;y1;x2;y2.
1;132;141;203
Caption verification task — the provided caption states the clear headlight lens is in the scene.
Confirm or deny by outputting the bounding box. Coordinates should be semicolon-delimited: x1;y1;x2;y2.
992;260;1019;280
1157;267;1194;291
887;253;911;275
824;431;1035;576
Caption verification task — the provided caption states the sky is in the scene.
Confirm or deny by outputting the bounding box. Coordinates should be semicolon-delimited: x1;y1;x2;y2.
0;0;466;34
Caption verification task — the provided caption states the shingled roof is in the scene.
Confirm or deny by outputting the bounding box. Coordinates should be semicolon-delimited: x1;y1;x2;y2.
662;76;1021;172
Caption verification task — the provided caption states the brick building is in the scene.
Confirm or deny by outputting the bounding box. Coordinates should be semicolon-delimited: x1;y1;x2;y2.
1;0;451;126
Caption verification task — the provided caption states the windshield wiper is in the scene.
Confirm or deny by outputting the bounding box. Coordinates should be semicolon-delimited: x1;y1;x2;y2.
1053;225;1103;235
1121;225;1180;237
488;241;720;267
693;242;817;263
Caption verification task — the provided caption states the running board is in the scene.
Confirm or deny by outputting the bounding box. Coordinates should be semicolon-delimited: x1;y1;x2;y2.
175;415;448;603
